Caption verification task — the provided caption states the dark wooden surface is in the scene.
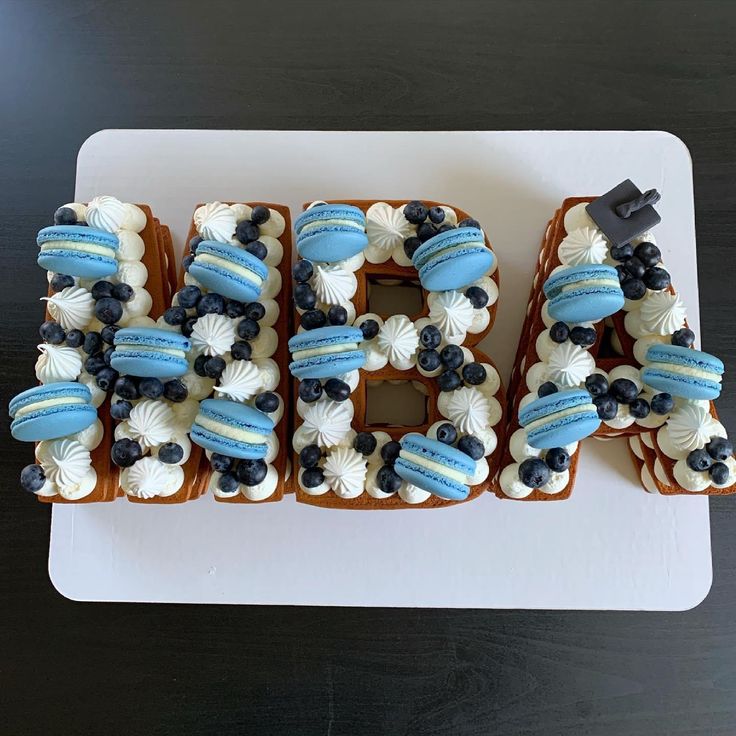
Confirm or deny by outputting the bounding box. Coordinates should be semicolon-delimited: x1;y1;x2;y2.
2;1;736;734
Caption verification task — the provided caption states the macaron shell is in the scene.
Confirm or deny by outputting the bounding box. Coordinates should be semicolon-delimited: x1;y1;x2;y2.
190;424;268;460
420;248;494;292
547;287;625;323
296;227;368;263
11;403;97;442
394;458;469;501
37;250;118;278
289;350;366;379
641;367;722;401
526;411;600;449
110;351;189;378
188;261;263;302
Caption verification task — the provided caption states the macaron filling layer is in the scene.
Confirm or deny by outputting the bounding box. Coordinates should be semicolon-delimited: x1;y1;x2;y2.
9;382;92;417
523;404;598;435
194;253;262;285
37;225;119;251
13;396;86;418
193;414;267;444
645;345;724;375
291;343;360;361
412;228;486;269
518;389;593;427
399;450;468;483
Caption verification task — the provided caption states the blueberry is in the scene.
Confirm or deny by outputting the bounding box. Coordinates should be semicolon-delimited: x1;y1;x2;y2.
615;265;628;284
246;240;268;261
464;286;489;309
39;320;65;345
634;241;661;268
50;273;75;292
197;292;225;316
177;285;201;309
353;432;378;455
244;302;266;321
706;437;733;462
101;324;121;345
204;356;226;379
609;378;639;404
437;223;455;233
65;329;84;348
53;206;77;225
671;328;695;348
139;377;164;399
250;205;270;225
159;442;184;464
593;394;618;420
235;318;259;341
299;444;322;469
622;278;647;300
458;435;484;460
226;300;246;319
103;346;115;366
324;378;350;402
84;353;106;375
357;319;378;340
549;321;570;343
95;366;118;391
255;392;279;413
293;282;317;310
112;282;134;302
518;458;551;488
328;305;348;325
163;379;187;403
230;341;252;361
417;222;437;243
114;376;139;400
300;309;327;330
163;306;187;326
194;354;209;376
110;400;132;420
189;235;202;254
237;458;268;486
95;297;123;324
610;243;634;261
301;467;325;489
438;370;462;392
381;441;402;464
182;317;197;336
433;423;457;445
403;236;421;259
299;379;322;403
218;472;240;494
537;381;558;397
545;447;570;473
650;393;674;415
235;220;260;244
211;453;233;473
709;462;730;486
111;438;143;468
292;259;313;283
643;267;671;291
686;449;712;472
462;362;487;385
418;349;441;372
91;280;115;300
403;200;429;224
20;464;46;492
458;217;481;229
569;326;597;348
83;331;102;354
420;325;442;349
427;206;446;224
377;465;402;493
629;398;650;419
440;344;464;370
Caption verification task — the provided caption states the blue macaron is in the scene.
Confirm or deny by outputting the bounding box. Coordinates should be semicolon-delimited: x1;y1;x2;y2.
9;382;97;442
412;227;494;292
642;344;724;401
188;241;269;302
190;399;274;459
394;433;476;501
111;327;191;378
288;325;366;379
37;225;119;278
519;388;600;449
294;204;368;263
543;264;624;323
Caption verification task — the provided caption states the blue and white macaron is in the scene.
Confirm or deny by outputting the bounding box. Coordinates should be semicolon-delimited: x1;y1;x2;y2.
288;325;366;379
642;344;724;401
190;399;274;459
188;241;269;303
394;433;476;501
412;227;494;292
111;327;191;378
294;204;368;263
543;264;624;323
519;388;600;449
37;225;119;278
9;382;97;442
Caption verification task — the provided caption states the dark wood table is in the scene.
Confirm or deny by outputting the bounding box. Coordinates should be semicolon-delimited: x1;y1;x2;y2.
2;1;735;733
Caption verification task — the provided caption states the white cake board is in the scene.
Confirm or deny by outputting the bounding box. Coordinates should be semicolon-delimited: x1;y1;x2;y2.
48;130;710;610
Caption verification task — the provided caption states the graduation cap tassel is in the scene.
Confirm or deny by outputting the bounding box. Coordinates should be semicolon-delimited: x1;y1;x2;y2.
615;188;661;219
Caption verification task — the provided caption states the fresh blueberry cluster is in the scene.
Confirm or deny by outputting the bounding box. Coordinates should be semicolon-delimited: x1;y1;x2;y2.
211;452;268;492
39;319;84;349
417;325;488;394
110;436;184;468
611;241;670;300
401;200;480;260
548;321;597;349
298;443;327;489
90;279;134;324
298;377;350;403
291;258;348;330
518;446;571;488
434;421;485;460
685;437;733;486
110;375;189;422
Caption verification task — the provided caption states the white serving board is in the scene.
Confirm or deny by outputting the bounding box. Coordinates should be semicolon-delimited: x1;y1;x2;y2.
48;130;710;610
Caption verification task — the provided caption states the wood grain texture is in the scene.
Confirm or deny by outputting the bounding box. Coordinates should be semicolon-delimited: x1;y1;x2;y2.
1;0;736;734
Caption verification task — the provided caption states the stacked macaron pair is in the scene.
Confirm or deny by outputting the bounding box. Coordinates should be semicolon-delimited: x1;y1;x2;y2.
110;327;191;378
642;344;724;401
288;326;366;379
519;389;600;449
543;264;625;323
37;225;120;278
294;204;368;263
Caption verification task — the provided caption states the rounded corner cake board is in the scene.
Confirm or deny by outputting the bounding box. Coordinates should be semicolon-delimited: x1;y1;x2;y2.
48;130;711;610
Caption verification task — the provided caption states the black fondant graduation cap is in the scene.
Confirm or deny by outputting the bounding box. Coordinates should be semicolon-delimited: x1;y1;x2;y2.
586;179;661;247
